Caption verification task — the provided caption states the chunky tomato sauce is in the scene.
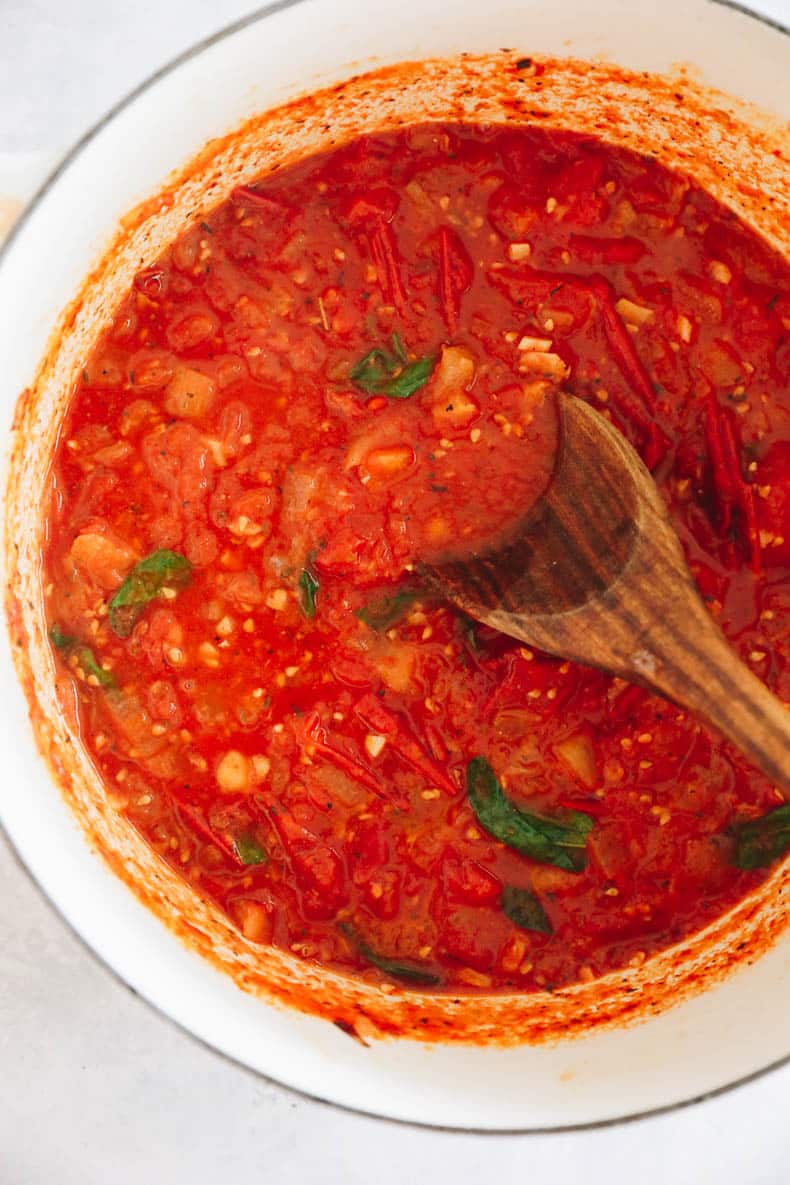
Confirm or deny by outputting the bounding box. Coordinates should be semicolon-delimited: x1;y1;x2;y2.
43;123;790;993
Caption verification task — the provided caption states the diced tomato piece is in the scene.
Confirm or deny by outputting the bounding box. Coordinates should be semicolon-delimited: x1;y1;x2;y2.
330;654;375;688
553;153;605;200
270;809;347;919
487;183;540;240
569;235;647;265
147;679;183;725
440;909;499;972
442;853;501;905
69;526;138;590
340;188;400;225
142;423;215;510
553;155;608;224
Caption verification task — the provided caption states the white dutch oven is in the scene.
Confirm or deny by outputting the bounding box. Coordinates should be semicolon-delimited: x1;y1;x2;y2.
1;0;789;1130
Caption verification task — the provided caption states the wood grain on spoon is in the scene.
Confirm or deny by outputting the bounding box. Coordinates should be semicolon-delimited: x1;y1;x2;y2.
428;395;790;796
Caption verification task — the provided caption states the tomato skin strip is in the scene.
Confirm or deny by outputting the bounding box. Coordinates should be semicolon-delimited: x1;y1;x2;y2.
438;226;474;333
705;396;737;533
494;265;657;408
302;712;389;799
231;185;288;213
585;275;669;467
589;277;657;413
176;800;244;866
354;694;458;796
719;406;761;573
705;396;761;573
424;720;449;763
343;191;407;311
740;482;762;575
368;218;406;311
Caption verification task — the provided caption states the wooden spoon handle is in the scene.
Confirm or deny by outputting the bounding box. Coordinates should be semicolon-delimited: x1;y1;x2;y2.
445;398;790;795
607;573;790;795
565;408;790;794
553;417;790;793
499;553;790;793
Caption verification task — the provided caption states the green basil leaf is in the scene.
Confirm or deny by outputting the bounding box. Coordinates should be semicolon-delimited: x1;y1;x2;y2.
49;625;115;689
340;923;440;985
234;833;268;866
466;757;593;872
733;804;790;870
298;568;319;618
384;356;436;399
349;340;436;399
350;348;395;392
356;586;422;632
391;331;408;363
75;646;116;689
50;624;76;650
109;549;192;638
501;885;553;934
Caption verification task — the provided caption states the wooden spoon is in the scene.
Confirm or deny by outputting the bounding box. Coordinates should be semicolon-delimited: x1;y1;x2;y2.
427;394;790;795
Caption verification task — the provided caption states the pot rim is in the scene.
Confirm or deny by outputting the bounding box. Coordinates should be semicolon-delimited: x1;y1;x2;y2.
2;0;790;1132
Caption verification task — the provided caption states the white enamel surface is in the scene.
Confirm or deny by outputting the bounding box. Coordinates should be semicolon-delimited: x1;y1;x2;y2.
1;0;789;1132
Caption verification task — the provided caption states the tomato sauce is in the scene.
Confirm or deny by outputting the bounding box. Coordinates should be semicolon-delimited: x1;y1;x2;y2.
43;123;790;993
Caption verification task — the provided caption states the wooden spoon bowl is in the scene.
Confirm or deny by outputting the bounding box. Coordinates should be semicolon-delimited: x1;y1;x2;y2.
428;395;790;794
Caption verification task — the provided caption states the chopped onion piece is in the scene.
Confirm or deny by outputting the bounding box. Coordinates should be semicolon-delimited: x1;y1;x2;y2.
364;733;388;759
554;732;597;788
614;297;654;326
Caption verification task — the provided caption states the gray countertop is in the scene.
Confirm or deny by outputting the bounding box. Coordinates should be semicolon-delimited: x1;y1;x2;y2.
2;2;789;1181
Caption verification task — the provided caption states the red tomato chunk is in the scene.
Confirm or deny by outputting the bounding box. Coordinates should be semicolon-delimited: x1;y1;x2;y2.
44;124;790;993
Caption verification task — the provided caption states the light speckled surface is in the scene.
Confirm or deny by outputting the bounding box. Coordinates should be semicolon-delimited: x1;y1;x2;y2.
2;2;790;1180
